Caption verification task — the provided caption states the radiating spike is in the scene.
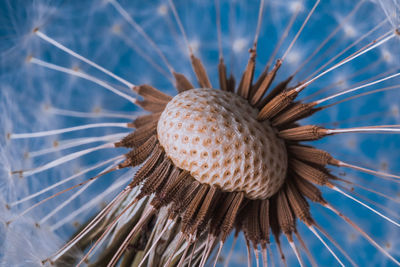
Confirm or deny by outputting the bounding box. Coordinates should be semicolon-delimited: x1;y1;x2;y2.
314;222;358;267
138;157;172;198
260;199;270;243
293;175;326;204
189;186;220;234
9;122;129;139
285;179;312;224
258;76;293;109
306;18;389;81
294;230;318;267
181;184;209;229
9;155;123;207
130;113;161;129
327;126;400;135
47;106;139;120
281;0;321;61
34;29;135;89
290;159;332;186
266;3;300;69
289;240;305;267
171;181;201;218
272;102;320;127
173;72;195;92
293;0;365;76
330;185;400;228
152;171;190;208
325;84;400;110
190;54;212;88
133;84;172;103
221;192;245;242
188;238;198;266
257;89;299;121
268;243;276;267
29;57;138;104
200;234;216;267
254;245;260;267
250;60;282;106
227;73;236;92
50;174;131;231
213;241;224;267
138;219;175;267
177;238;192;267
316;71;400;104
8;163;119;225
117;124;158;149
48;186;131;262
40;179;94;225
76;196;141;267
224;230;239;267
338;160;400;181
113;25;173;82
137;99;167;112
337;177;400;204
275;238;287;267
28;133;126;158
261;244;268;267
246;238;252;267
215;0;223;59
276;189;296;236
288;145;339;166
123;135;158;167
13;143;115;178
130;144;163;187
109;0;175;75
279;125;329;141
218;58;229;91
324;203;400;265
243;200;262;247
107;206;156;266
294;30;396;92
237;48;256;99
308;225;345;267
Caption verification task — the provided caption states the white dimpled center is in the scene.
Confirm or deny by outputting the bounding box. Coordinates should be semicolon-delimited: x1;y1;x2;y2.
157;89;287;199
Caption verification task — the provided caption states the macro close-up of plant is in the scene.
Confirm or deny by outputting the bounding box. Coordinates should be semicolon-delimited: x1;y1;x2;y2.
1;0;400;266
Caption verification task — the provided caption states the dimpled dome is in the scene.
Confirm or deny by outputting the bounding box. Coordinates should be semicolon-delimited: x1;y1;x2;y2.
157;88;288;199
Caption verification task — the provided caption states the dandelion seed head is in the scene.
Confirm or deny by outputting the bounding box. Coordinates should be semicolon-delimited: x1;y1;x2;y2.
158;89;287;199
2;0;400;266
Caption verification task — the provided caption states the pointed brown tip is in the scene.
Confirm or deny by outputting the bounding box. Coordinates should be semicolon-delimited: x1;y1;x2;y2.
132;85;139;93
118;159;131;169
328;158;341;166
11;170;24;178
26;55;33;62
